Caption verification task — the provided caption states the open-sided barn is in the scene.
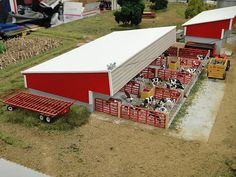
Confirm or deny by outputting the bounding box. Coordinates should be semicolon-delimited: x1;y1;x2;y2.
22;26;176;111
183;6;236;54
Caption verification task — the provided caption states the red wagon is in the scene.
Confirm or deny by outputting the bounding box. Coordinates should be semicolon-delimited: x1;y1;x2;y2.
2;91;75;123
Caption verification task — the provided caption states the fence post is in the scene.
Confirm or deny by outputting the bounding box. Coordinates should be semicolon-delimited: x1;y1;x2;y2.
118;102;121;118
165;114;169;129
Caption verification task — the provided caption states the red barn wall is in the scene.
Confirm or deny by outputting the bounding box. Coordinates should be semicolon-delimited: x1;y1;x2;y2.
185;19;230;39
24;73;110;103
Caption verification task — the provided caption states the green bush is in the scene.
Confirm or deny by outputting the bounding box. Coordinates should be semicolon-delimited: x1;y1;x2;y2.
150;0;168;10
0;42;6;54
185;0;205;19
114;0;145;25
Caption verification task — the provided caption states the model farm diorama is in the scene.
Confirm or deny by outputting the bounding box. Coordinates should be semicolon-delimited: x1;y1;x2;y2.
1;5;236;129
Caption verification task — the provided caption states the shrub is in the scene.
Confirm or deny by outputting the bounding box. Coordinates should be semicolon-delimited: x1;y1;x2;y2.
114;0;145;26
150;0;168;10
185;0;205;19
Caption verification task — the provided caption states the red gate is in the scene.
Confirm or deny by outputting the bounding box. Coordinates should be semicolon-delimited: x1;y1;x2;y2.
157;69;192;84
150;57;167;67
95;98;118;116
180;58;201;68
155;86;182;104
120;81;140;95
165;46;178;56
141;67;155;78
120;105;167;128
179;48;208;59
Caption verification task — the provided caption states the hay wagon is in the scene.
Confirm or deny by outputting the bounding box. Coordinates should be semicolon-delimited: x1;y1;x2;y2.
2;91;74;123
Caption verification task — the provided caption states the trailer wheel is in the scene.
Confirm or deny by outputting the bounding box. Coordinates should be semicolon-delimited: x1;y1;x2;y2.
39;115;45;121
7;106;14;111
45;117;51;123
222;73;226;80
226;60;230;71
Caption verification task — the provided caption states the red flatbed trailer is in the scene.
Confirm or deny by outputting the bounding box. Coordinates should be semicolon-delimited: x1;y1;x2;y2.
2;91;75;123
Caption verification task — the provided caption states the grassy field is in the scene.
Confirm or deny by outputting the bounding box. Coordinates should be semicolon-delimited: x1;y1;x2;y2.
38;2;187;40
0;3;187;130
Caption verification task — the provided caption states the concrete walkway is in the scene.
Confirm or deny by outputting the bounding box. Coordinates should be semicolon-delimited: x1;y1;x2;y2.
170;78;225;142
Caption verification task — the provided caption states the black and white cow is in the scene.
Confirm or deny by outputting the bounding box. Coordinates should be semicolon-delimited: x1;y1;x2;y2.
150;77;162;86
158;98;176;109
197;55;204;60
158;98;175;105
169;78;182;85
124;91;133;103
141;96;156;107
154;104;168;112
160;64;166;69
165;81;184;90
133;73;145;82
171;83;185;90
181;67;200;75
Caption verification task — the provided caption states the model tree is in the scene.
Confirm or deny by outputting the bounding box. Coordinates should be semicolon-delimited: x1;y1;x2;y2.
185;0;205;19
150;0;168;10
114;0;145;25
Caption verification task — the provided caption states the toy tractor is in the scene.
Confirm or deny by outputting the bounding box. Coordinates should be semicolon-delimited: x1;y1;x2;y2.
207;55;230;80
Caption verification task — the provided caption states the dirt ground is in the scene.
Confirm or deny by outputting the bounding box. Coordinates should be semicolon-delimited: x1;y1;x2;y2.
0;48;236;176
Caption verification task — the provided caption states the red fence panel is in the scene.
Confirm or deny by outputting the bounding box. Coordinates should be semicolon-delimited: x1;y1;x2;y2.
157;69;192;84
120;81;140;95
155;86;181;100
179;48;208;59
150;57;167;66
141;67;155;79
180;58;201;68
95;98;118;116
120;105;167;128
165;46;178;56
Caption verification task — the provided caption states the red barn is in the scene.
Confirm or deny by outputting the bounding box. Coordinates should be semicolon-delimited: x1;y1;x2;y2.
22;26;176;111
183;6;236;54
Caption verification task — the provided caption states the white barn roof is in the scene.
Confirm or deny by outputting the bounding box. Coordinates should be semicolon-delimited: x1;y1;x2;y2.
183;6;236;26
22;26;176;74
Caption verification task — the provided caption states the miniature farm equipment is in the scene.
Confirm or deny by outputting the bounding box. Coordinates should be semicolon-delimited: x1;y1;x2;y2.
207;56;230;80
142;12;156;18
0;23;28;39
2;91;74;123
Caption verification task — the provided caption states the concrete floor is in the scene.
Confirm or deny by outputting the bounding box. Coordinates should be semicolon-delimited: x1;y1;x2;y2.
170;78;226;142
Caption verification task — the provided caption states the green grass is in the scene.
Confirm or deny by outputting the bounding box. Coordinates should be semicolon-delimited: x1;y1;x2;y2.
0;42;6;54
233;24;236;34
169;72;206;129
0;131;31;149
0;106;90;131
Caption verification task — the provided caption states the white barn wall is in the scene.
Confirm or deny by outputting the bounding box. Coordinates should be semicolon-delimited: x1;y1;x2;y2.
111;27;176;95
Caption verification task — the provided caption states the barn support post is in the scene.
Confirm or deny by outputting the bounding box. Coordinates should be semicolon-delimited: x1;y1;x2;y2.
23;75;28;88
88;91;95;112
